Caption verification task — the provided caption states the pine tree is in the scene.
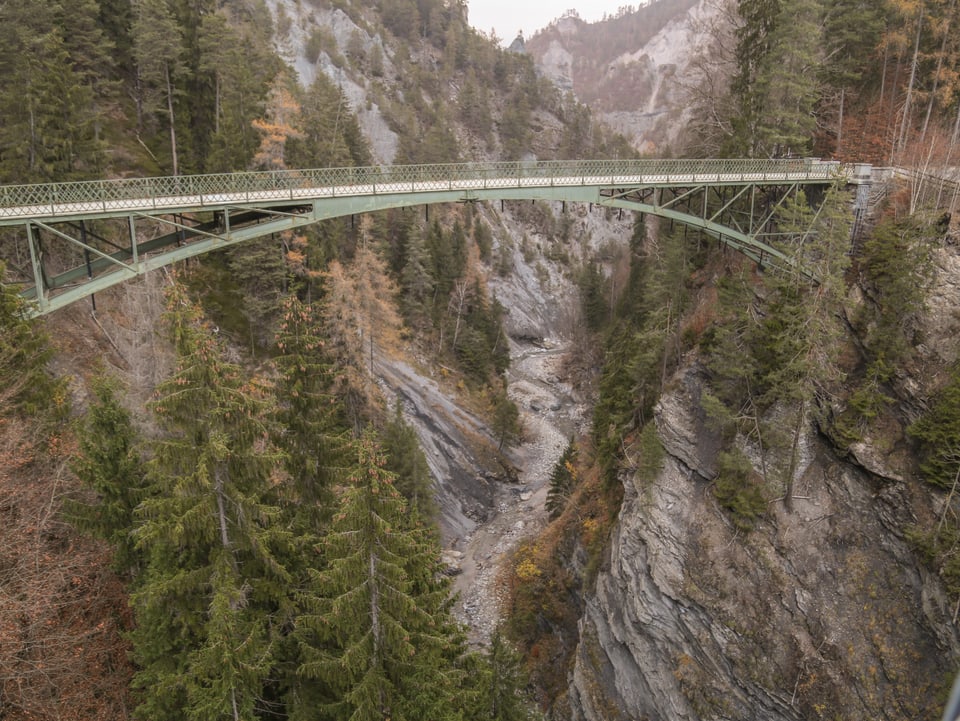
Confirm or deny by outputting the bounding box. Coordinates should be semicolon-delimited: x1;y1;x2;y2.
67;374;144;574
130;284;291;721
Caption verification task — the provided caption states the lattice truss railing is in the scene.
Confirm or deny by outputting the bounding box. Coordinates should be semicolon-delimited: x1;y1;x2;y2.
0;159;860;314
0;159;851;219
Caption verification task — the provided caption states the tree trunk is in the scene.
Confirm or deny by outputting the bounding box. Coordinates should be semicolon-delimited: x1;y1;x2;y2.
450;280;468;350
893;8;924;163
214;466;231;551
953;92;960;146
837;88;844;156
214;74;221;136
164;62;178;176
920;0;956;144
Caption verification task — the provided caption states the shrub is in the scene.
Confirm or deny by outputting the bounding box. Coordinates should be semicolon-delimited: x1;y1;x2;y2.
712;448;766;531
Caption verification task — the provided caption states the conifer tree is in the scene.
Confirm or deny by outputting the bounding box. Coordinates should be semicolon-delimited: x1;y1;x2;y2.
293;433;462;721
132;0;185;174
198;9;279;171
909;364;960;489
0;0;110;181
250;71;303;170
757;184;851;507
228;235;289;352
492;388;521;452
273;294;348;531
0;262;62;418
318;245;404;430
288;75;370;168
381;400;437;523
130;284;291;721
730;0;824;156
466;628;533;721
755;0;822;156
399;231;435;332
68;374;144;574
857;216;936;368
546;440;578;520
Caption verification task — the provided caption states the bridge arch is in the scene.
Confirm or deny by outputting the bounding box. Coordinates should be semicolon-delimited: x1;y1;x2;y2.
0;159;866;315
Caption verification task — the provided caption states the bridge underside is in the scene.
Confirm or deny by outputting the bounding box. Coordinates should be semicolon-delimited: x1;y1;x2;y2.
5;180;826;315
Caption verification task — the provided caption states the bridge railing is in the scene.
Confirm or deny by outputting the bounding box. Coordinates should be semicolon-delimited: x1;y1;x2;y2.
0;158;848;219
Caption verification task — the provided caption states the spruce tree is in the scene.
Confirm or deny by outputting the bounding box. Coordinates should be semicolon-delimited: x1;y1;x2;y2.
755;185;851;507
132;0;185;174
228;235;289;352
68;374;144;574
273;294;348;531
381;400;437;523
909;365;960;489
130;284;291;721
546;440;578;520
466;628;533;721
492;388;521;453
0;0;110;181
755;0;822;156
399;231;435;333
0;262;64;418
198;9;279;171
293;433;462;721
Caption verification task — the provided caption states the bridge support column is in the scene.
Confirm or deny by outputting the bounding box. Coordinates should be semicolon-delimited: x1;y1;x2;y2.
129;216;138;265
25;223;47;313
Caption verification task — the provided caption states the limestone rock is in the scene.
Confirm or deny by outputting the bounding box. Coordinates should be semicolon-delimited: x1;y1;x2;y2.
568;377;960;721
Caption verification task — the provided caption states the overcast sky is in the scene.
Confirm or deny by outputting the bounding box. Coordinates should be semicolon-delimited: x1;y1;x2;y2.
466;0;634;42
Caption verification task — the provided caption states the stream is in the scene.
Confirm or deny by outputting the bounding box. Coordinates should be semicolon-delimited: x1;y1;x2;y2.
377;336;587;644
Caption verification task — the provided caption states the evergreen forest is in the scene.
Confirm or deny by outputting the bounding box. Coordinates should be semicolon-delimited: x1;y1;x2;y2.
2;0;960;720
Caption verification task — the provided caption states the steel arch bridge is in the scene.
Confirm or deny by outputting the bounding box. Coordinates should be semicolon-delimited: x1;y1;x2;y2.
0;158;871;315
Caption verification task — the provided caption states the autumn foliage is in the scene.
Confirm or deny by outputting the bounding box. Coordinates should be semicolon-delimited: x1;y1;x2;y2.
0;416;134;720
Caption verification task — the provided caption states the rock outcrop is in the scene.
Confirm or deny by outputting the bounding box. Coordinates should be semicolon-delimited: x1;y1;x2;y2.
524;0;716;153
568;362;960;720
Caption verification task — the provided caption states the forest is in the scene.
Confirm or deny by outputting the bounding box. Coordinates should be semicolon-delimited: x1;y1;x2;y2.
2;0;960;719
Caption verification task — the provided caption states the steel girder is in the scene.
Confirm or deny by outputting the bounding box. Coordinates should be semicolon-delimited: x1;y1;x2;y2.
0;159;868;315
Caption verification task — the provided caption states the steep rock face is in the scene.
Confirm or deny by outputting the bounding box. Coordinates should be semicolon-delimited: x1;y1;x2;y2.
525;0;717;153
265;0;399;163
569;363;960;721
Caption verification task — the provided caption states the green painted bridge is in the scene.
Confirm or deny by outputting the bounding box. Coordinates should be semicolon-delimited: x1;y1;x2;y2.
0;158;871;315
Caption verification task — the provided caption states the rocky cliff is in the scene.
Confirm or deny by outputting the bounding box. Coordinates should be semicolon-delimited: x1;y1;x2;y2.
566;257;960;719
523;0;717;154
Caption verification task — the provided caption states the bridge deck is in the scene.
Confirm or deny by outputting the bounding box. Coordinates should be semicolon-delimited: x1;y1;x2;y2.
0;158;863;225
0;158;868;315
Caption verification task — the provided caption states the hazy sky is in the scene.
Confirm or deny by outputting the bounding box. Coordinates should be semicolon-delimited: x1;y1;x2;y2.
466;1;631;42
